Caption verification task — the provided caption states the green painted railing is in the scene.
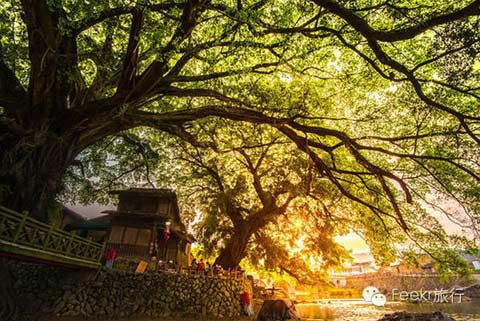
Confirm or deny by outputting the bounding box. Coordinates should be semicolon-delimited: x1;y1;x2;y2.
0;206;105;268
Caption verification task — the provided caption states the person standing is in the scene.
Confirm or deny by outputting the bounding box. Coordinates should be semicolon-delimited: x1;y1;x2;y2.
157;224;170;259
197;258;206;274
241;289;253;316
105;246;118;269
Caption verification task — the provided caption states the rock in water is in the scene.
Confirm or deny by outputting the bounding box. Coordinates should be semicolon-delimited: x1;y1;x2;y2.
377;311;456;321
257;299;300;321
464;283;480;298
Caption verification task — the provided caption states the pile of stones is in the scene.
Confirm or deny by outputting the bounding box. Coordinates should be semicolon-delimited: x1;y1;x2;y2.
464;283;480;298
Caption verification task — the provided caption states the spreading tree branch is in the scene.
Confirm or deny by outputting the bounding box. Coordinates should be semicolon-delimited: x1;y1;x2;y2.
116;9;144;93
313;0;480;42
0;57;26;112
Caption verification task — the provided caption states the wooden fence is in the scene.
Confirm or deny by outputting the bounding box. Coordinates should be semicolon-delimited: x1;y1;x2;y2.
0;206;104;268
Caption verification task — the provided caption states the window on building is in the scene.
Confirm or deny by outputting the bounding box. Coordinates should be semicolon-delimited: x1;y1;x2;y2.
137;229;151;245
123;227;138;244
109;226;124;243
157;202;169;215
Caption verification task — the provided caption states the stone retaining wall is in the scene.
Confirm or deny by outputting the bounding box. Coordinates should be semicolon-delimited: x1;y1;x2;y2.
10;262;248;318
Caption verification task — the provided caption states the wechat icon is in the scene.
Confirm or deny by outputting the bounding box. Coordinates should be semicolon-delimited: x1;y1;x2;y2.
362;286;387;307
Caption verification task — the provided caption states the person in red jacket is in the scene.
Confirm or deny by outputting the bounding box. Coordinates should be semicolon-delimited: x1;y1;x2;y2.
105;247;118;269
241;290;253;316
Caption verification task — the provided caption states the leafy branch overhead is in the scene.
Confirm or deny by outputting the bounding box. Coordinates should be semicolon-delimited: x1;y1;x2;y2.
0;0;479;271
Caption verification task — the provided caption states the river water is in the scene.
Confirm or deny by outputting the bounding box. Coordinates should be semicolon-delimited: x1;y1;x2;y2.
295;299;480;321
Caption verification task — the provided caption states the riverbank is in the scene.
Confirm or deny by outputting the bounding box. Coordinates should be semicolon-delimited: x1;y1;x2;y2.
10;261;480;321
39;313;253;321
34;300;480;321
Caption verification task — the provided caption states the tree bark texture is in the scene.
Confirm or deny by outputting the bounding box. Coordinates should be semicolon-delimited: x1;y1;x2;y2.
214;225;252;269
0;129;78;221
0;259;17;320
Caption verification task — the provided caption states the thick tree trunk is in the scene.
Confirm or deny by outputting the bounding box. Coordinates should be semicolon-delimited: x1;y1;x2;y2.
0;259;17;320
0;132;77;221
214;224;252;269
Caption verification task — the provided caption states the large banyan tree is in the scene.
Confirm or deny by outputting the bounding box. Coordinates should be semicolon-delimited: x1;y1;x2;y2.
0;0;479;269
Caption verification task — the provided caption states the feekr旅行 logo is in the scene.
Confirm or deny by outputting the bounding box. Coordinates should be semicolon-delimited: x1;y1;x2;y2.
362;286;387;307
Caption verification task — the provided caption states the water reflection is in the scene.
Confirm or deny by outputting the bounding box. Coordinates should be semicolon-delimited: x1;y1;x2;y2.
295;299;480;321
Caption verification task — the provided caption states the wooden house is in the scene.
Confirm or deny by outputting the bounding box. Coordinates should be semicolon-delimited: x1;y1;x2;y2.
102;188;194;266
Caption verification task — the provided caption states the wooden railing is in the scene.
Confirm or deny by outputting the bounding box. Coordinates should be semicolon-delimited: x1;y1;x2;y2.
0;206;104;267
